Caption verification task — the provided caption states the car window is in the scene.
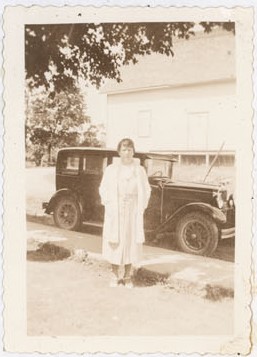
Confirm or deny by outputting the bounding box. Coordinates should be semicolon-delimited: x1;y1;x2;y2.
145;159;172;178
58;155;80;175
83;155;107;175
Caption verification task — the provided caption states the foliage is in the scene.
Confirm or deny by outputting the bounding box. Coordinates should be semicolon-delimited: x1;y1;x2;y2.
80;123;105;148
199;21;235;34
25;22;235;92
25;83;103;165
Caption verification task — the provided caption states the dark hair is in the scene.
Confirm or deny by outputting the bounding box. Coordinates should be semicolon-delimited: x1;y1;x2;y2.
117;138;135;153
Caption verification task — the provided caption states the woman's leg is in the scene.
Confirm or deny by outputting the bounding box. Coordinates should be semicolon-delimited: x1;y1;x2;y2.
112;264;119;278
109;264;119;287
124;264;133;288
124;264;132;278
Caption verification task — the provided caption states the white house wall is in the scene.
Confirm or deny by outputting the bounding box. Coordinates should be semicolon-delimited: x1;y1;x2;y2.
103;30;235;93
106;80;237;152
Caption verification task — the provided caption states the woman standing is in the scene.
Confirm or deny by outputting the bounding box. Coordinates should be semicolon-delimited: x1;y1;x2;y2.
99;138;151;288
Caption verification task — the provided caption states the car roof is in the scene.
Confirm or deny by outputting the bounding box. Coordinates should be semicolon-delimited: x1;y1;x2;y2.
58;147;177;162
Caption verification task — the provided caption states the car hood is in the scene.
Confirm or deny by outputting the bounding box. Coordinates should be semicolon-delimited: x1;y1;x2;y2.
152;178;219;192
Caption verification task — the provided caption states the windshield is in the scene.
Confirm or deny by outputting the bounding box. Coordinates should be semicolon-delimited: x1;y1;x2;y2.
144;159;173;179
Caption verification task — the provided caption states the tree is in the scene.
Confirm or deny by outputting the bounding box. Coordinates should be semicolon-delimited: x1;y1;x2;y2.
80;123;105;148
26;83;92;164
25;22;235;92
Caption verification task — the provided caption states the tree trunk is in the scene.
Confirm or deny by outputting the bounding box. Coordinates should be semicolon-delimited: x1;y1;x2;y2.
48;143;52;165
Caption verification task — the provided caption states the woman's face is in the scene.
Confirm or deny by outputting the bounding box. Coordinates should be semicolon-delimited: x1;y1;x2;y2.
118;144;134;163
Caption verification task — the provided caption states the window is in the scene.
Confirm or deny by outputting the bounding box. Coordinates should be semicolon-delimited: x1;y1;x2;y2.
181;155;206;166
58;155;80;175
137;110;151;137
83;155;107;175
145;159;172;178
209;154;235;167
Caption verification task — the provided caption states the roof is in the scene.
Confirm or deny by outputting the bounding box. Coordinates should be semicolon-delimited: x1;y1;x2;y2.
58;147;177;162
101;29;235;94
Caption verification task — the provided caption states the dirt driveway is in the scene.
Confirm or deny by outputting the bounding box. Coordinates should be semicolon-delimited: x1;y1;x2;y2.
27;258;233;336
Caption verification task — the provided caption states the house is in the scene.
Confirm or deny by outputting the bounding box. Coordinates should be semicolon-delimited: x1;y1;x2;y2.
100;28;236;167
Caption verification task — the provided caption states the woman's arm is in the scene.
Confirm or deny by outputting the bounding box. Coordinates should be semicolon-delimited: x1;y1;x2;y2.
139;165;151;209
99;165;112;205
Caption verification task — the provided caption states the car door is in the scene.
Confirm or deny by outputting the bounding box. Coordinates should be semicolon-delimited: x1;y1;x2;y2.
56;151;81;191
144;178;163;231
80;154;107;223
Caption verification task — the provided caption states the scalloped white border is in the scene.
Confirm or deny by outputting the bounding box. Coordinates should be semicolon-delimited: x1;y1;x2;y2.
1;3;255;356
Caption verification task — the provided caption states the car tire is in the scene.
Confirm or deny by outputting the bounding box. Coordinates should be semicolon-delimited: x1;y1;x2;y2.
175;212;219;256
53;196;81;231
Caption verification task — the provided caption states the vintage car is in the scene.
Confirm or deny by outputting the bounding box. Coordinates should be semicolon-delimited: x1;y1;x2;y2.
42;147;235;256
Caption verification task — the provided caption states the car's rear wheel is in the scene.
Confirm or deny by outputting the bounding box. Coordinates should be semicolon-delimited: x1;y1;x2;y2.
175;212;218;256
53;196;81;231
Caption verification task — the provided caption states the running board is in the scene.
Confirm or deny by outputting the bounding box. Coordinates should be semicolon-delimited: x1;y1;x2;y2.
83;222;103;228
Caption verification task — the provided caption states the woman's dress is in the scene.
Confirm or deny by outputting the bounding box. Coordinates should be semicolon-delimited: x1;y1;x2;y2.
102;163;142;265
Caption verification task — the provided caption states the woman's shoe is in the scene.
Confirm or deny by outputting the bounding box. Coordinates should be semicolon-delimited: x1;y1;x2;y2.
124;277;133;289
109;278;118;287
109;274;119;288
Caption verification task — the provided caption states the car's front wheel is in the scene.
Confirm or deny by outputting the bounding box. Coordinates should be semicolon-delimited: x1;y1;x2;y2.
175;212;218;256
53;196;81;231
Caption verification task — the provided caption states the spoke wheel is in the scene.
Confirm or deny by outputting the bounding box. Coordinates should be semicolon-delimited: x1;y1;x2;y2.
176;212;218;256
53;197;81;231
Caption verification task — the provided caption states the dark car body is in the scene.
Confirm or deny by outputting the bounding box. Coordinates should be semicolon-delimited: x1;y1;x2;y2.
43;147;235;256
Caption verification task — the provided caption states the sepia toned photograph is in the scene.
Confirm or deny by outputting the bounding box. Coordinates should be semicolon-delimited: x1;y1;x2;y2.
3;5;254;354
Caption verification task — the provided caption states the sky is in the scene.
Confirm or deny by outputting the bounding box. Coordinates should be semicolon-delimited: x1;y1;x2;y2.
84;85;107;125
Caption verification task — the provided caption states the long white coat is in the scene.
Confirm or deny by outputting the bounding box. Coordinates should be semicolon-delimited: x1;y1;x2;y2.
99;161;151;246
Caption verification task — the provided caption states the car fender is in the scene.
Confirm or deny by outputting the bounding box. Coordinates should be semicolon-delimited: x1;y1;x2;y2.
45;189;82;214
157;202;226;233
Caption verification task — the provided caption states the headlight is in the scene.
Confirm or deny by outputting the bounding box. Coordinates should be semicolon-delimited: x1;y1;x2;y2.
213;191;224;209
216;193;224;209
228;194;235;208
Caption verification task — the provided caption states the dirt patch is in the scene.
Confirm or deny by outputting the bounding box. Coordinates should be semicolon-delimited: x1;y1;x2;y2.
27;242;71;261
133;267;169;287
205;284;234;301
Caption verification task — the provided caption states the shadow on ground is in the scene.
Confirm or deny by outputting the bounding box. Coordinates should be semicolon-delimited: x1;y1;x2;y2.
26;214;235;262
145;233;235;262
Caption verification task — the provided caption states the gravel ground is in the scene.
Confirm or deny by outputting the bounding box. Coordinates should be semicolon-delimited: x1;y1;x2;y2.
27;258;234;336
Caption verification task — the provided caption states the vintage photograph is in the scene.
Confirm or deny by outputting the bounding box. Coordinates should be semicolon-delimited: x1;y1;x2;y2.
26;20;236;334
3;6;254;354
